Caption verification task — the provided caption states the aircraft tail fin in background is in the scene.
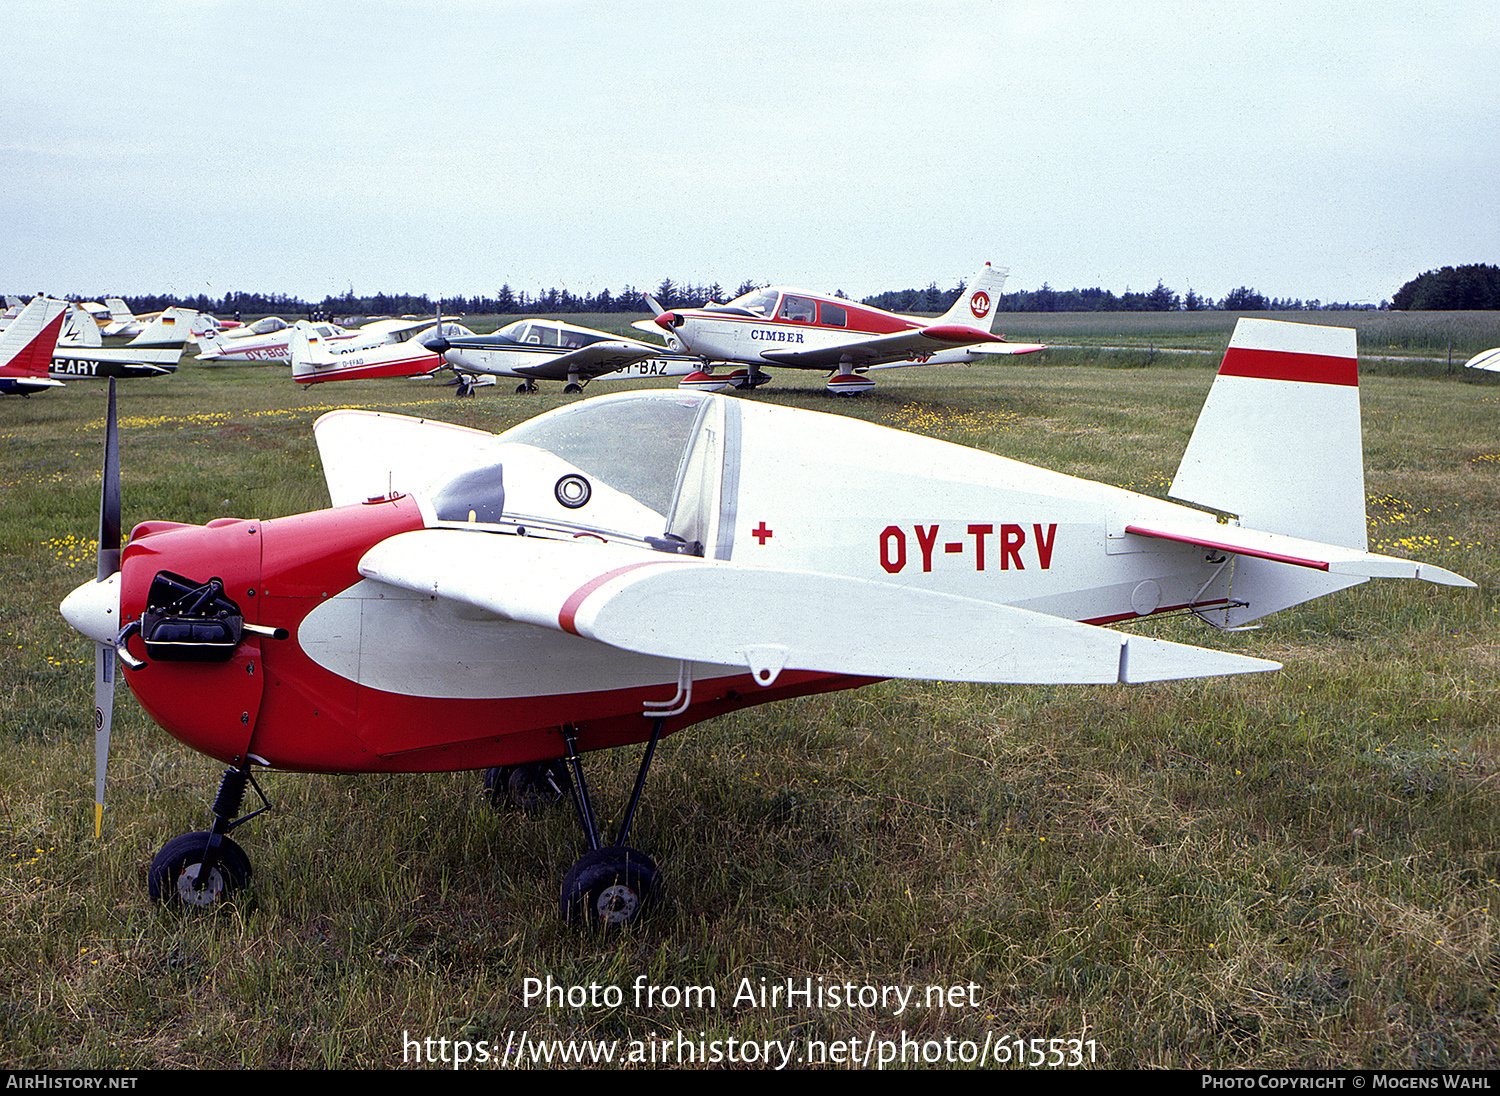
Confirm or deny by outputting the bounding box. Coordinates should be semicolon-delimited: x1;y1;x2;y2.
125;308;192;350
289;321;329;380
62;304;103;347
0;297;69;385
937;263;1009;332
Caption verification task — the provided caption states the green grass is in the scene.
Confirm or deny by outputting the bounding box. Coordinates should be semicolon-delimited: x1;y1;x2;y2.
2;325;1498;1069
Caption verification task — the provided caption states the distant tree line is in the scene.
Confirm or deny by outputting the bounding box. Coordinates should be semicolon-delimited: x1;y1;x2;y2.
866;280;1376;313
93;272;1439;319
1390;265;1500;310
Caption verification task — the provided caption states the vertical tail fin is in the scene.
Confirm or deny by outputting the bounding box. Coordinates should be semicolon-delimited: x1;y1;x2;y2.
289;321;329;381
125;307;191;350
1171;318;1365;550
0;297;69;381
938;263;1009;331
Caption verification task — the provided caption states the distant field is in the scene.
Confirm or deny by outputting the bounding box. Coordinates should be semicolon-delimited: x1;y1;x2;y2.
3;323;1497;1069
300;308;1500;363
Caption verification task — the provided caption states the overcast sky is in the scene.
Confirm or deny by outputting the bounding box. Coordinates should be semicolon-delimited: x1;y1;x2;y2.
3;0;1496;307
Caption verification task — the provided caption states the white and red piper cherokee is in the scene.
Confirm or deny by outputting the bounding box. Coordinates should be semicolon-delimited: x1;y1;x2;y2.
642;261;1048;394
59;318;1472;925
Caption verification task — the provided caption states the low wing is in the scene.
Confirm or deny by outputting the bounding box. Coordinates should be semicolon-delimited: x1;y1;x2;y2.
358;529;1280;686
758;324;1009;370
1123;518;1474;587
510;340;661;382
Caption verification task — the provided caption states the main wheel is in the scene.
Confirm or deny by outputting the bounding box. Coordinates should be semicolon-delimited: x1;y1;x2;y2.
484;761;568;809
560;847;658;928
147;831;252;908
563;383;583;395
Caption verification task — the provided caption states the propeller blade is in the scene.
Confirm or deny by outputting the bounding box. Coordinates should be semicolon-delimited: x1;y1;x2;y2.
98;380;120;580
93;379;120;837
93;643;114;838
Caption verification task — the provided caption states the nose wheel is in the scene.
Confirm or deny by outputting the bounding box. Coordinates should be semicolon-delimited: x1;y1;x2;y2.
146;760;268;910
148;831;251;908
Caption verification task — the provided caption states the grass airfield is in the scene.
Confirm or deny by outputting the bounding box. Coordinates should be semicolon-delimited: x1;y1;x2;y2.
2;313;1498;1069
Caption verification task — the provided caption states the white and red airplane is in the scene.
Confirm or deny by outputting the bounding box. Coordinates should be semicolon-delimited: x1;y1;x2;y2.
60;319;1471;926
0;296;69;396
429;317;697;395
644;262;1046;394
289;319;471;385
195;316;333;362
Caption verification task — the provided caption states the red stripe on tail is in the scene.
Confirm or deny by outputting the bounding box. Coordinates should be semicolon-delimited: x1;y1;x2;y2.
1219;346;1357;386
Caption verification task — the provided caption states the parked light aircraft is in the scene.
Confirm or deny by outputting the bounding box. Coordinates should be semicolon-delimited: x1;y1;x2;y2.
197;315;449;364
289;319;472;385
428;318;697;395
50;307;196;380
643;262;1046;394
196;317;323;362
60;319;1472;926
0;297;68;395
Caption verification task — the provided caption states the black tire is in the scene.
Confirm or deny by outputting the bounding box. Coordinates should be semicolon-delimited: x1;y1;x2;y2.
509;760;568;808
484;761;568;809
560;847;658;927
147;831;251;908
482;766;513;808
563;383;582;395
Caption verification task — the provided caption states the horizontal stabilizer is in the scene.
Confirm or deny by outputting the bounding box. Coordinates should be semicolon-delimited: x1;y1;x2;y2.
1124;518;1474;587
358;530;1280;686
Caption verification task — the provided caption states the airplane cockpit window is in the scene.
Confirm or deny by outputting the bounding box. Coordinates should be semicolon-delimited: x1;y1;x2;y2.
496;320;529;343
777;295;816;323
499;393;706;518
423;394;737;552
247;317;289;335
725;287;778;317
819;302;847;328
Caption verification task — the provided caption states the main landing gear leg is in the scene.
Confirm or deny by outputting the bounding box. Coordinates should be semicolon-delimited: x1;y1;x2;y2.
148;759;269;909
558;720;664;928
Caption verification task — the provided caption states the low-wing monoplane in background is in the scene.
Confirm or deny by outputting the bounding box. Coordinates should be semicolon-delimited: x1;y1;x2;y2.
195;316;320;362
427;318;696;395
60;319;1471;926
0;296;68;395
49;306;196;380
643;262;1047;394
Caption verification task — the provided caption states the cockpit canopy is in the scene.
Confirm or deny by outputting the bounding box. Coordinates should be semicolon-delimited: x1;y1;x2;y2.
421;392;737;557
494;319;613;350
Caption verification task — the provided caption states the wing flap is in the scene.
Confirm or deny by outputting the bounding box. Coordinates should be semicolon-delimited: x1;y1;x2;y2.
358;529;1281;686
